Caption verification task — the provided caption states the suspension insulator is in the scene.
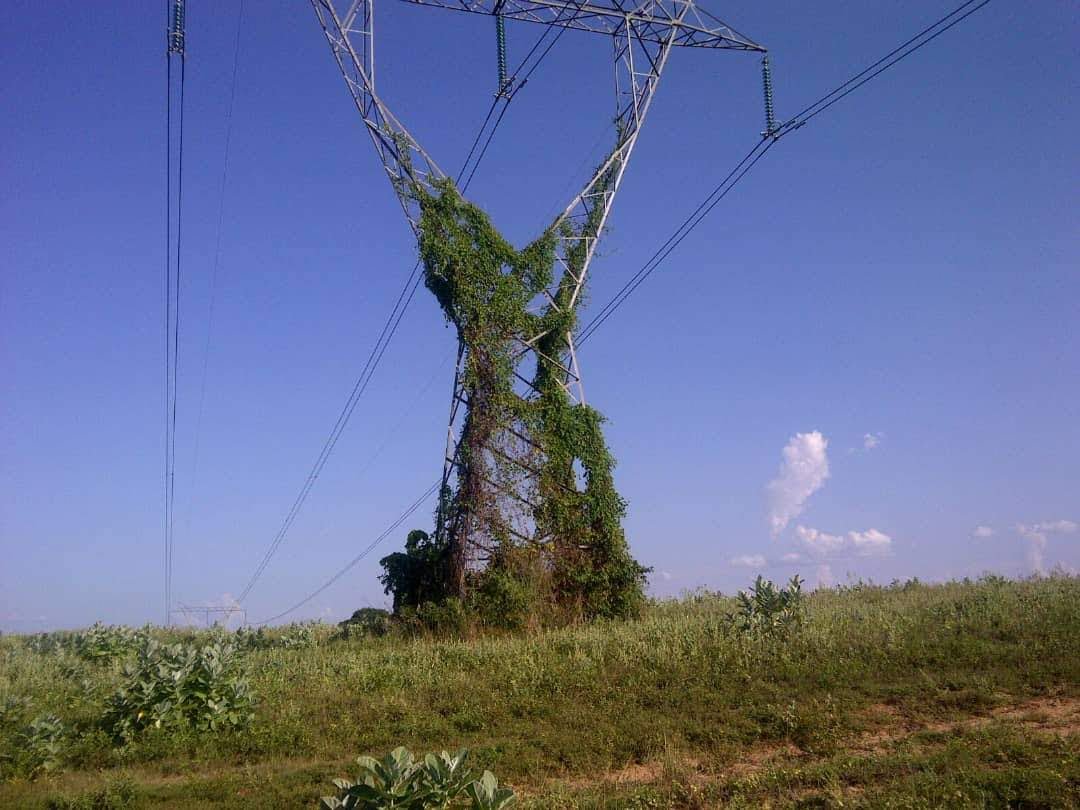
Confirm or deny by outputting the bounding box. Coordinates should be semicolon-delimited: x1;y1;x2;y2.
168;0;186;56
495;14;509;96
761;55;778;137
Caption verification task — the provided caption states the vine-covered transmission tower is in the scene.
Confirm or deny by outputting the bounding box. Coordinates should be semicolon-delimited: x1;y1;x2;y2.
310;0;764;600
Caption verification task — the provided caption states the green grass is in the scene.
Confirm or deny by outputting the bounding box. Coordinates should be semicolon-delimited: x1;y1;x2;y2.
2;575;1078;807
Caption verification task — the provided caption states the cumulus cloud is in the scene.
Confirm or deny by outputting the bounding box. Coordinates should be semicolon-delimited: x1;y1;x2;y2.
1034;520;1077;534
731;554;766;568
863;432;883;450
796;525;892;557
795;525;846;555
849;528;892;556
766;431;830;536
972;525;994;538
1016;520;1077;574
781;552;803;563
814;564;835;589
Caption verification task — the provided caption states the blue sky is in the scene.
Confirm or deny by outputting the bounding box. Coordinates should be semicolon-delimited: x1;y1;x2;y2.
2;1;1077;630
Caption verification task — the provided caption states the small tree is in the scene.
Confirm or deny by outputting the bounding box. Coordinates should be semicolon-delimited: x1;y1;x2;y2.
378;529;450;613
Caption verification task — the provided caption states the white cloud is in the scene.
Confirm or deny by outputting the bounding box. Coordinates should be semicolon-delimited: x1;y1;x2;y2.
863;432;883;450
731;554;766;568
795;525;846;556
766;431;830;536
659;570;673;582
1016;520;1077;574
781;552;803;563
814;564;835;588
796;525;892;557
849;528;892;556
972;525;994;538
1017;525;1048;574
1034;519;1077;534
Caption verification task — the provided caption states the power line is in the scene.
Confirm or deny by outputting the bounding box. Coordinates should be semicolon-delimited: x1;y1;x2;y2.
236;263;423;603
252;480;441;625
236;13;573;606
777;0;991;135
169;56;185;629
353;351;455;480
456;101;499;187
164;0;187;625
578;0;993;345
187;0;246;535
163;40;172;627
578;137;771;345
459;102;512;192
458;10;571;190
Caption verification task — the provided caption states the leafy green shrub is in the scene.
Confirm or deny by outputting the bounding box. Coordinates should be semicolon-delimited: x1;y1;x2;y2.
103;639;254;741
403;598;469;637
337;608;393;640
24;630;75;655
232;626;271;651
24;623;144;663
235;622;323;651
0;696;30;730
46;775;139;809
276;622;320;649
463;772;516;810
9;714;67;777
321;747;515;809
469;566;534;632
732;575;805;637
73;623;142;662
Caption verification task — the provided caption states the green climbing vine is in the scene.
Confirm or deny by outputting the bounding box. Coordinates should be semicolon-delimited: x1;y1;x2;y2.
379;167;647;625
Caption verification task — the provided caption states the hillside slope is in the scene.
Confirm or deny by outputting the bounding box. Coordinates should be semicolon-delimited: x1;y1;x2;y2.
2;576;1078;807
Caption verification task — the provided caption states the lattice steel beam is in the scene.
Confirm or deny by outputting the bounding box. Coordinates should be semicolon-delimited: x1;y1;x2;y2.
397;0;764;51
312;0;448;232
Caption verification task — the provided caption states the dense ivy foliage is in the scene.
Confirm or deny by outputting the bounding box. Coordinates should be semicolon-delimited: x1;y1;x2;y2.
376;175;648;625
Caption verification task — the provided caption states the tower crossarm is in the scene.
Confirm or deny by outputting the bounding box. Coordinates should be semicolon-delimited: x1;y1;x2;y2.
397;0;764;51
311;0;448;233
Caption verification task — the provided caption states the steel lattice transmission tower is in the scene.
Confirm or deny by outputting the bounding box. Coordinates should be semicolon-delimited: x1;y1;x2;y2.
311;0;764;598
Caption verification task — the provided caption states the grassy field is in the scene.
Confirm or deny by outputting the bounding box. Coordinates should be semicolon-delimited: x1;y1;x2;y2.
2;575;1078;808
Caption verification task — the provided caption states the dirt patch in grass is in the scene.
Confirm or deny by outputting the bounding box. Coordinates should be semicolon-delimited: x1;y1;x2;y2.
554;696;1080;796
858;695;1080;752
721;741;801;777
606;761;663;785
991;696;1080;735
